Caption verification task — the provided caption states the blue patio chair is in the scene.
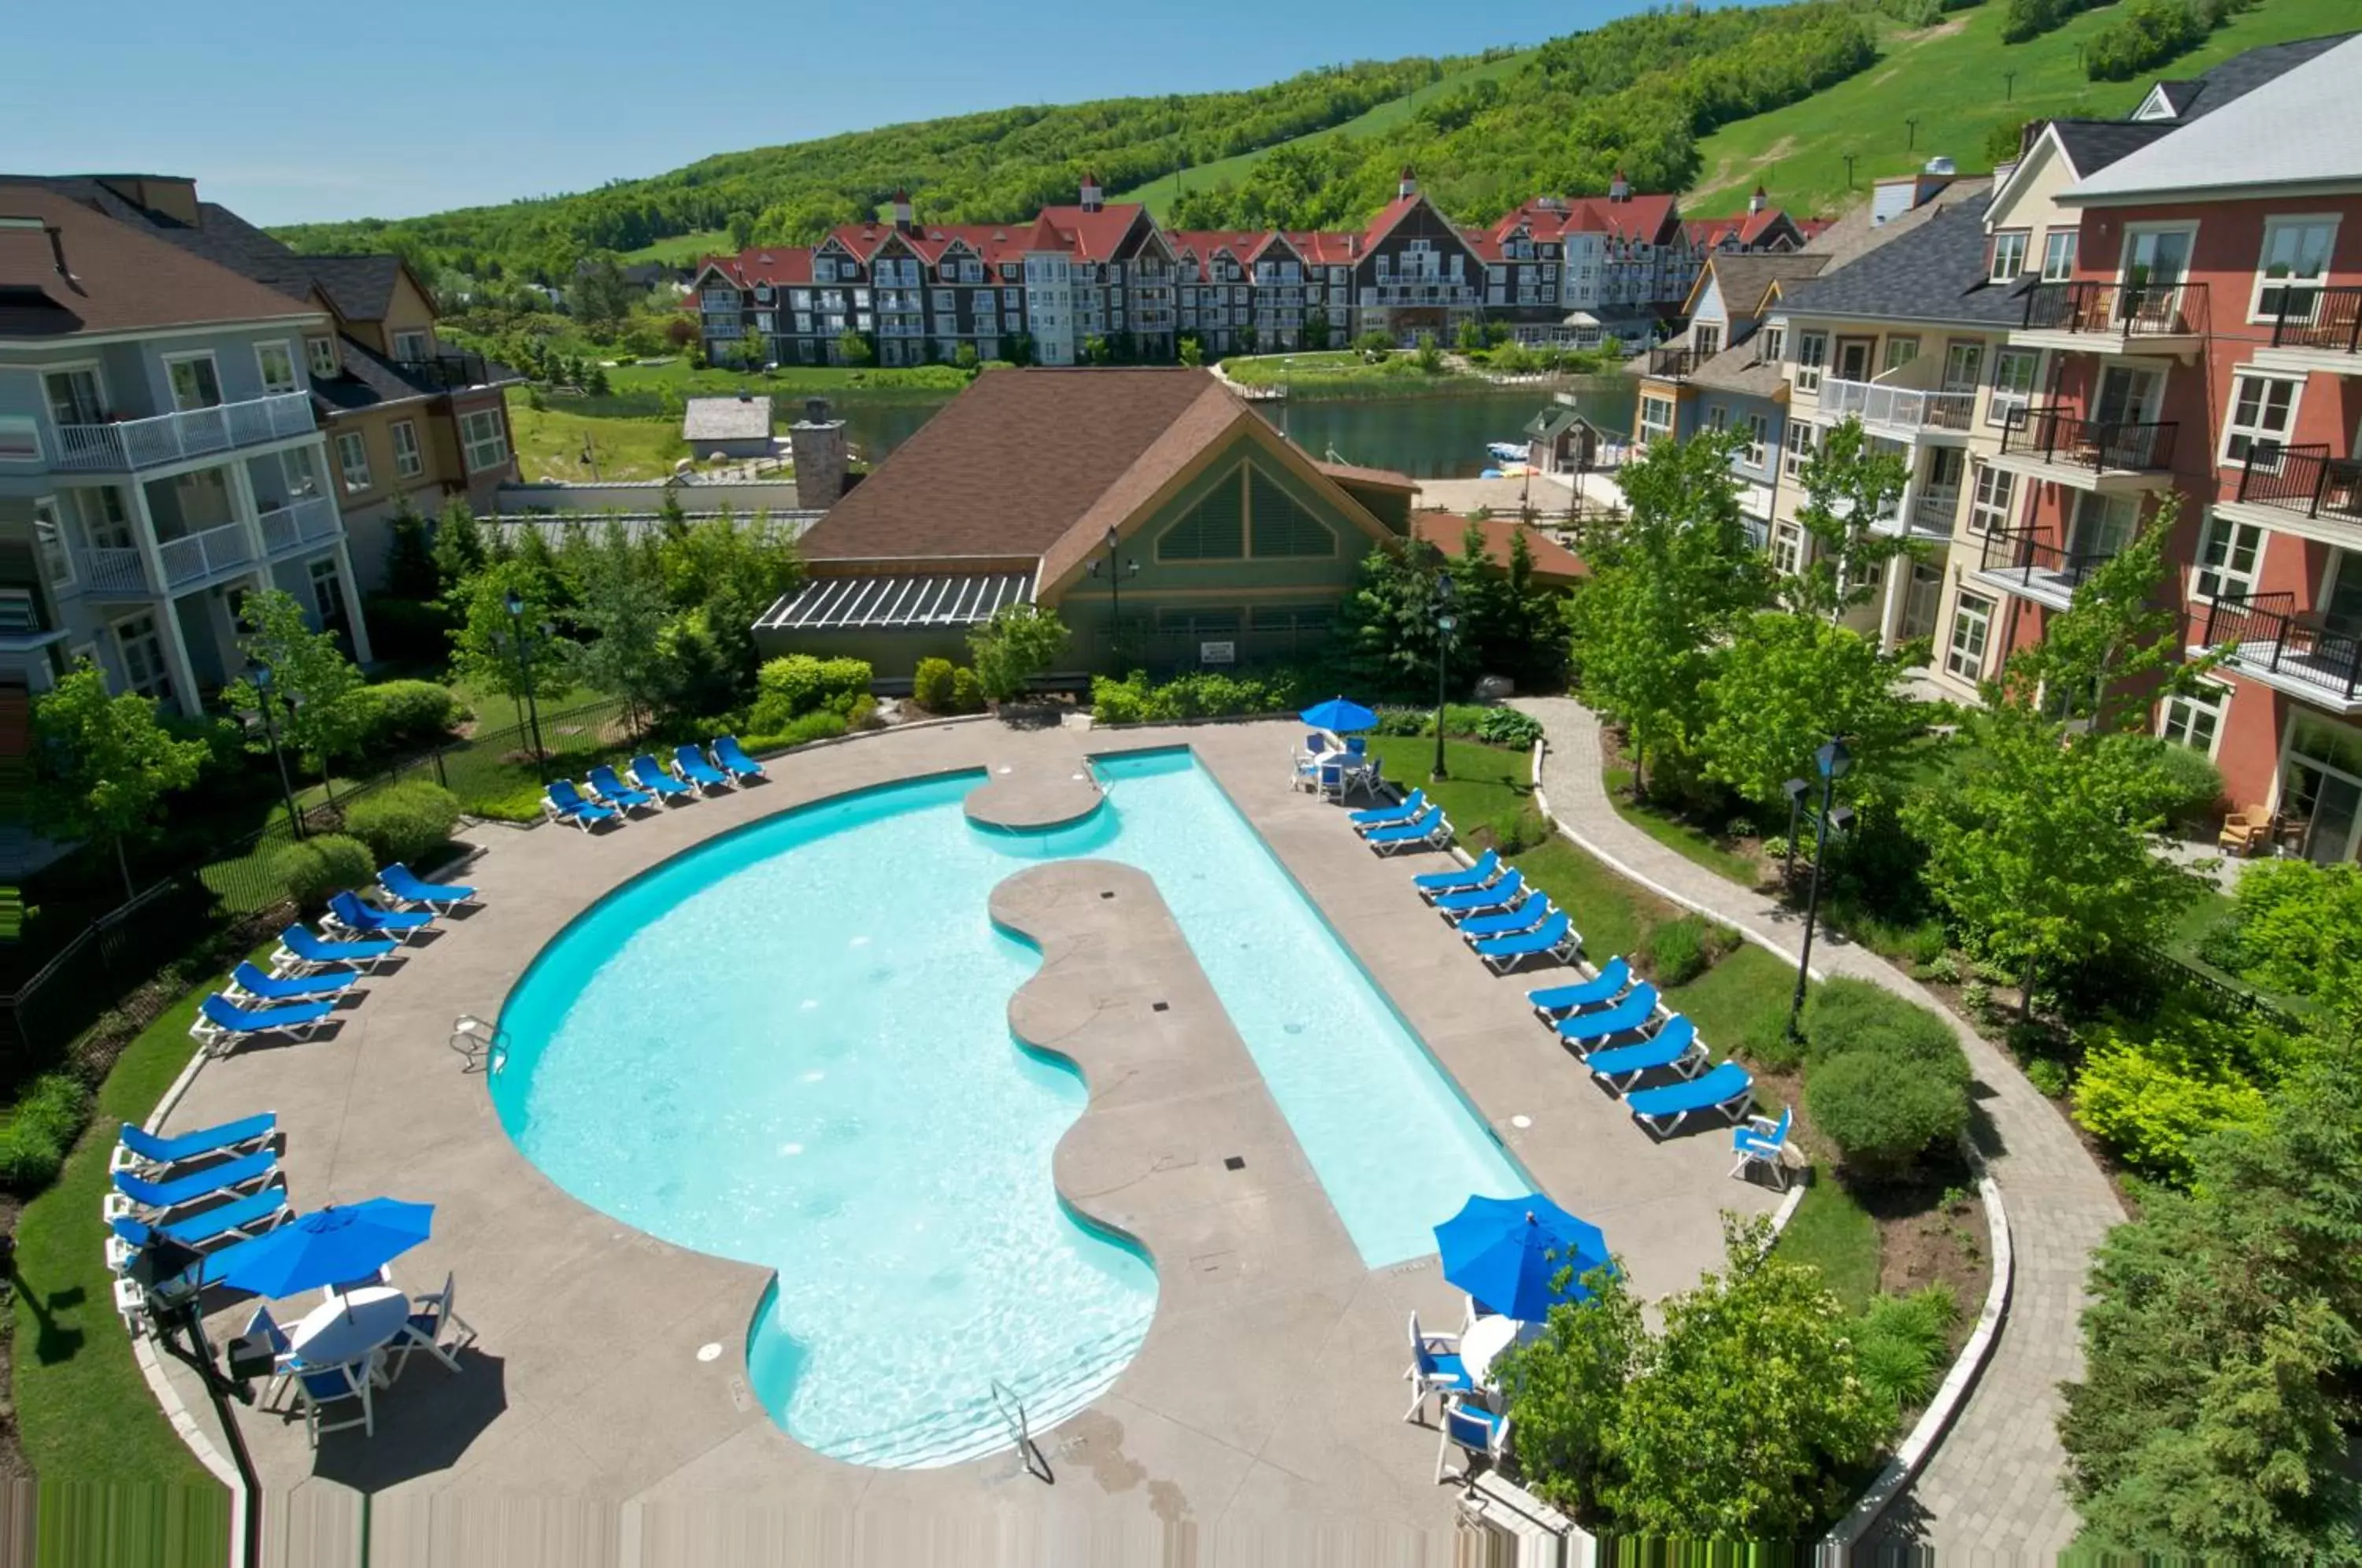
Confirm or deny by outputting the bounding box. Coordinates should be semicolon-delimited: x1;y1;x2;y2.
1367;806;1451;856
672;745;732;794
110;1148;279;1219
1527;957;1633;1020
1413;848;1501;900
1453;893;1553;941
190;993;339;1056
1627;1060;1756;1137
1435;868;1526;921
1435;1395;1512;1484
1586;1015;1708;1093
630;754;695;802
225;960;357;1009
291;1360;376;1446
544;779;622;832
114;1112;276;1176
1402;1312;1472;1425
387;1270;476;1381
1552;982;1661;1048
585;764;657;815
271;924;396;977
711;735;766;779
1349;787;1426;831
325;890;434;941
377;863;478;913
1471;909;1579;973
1731;1105;1797;1189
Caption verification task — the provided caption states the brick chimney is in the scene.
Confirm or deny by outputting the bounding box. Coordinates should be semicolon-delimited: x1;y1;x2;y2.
891;189;914;232
1609;170;1631;203
790;398;850;510
1079;172;1102;213
1398;166;1418;200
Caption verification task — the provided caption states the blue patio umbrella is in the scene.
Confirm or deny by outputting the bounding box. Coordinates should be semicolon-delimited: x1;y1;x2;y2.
1299;696;1379;734
203;1197;435;1299
1433;1194;1612;1322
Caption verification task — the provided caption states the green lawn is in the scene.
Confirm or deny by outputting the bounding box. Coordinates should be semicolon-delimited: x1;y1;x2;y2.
1365;735;1535;841
1600;764;1762;887
13;980;233;1547
506;390;687;483
1772;1163;1880;1315
1687;0;2362;216
1114;51;1536;217
619;228;731;266
602;360;969;401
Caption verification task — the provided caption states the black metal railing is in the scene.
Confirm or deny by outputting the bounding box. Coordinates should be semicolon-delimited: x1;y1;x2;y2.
2233;443;2362;523
2197;590;2362;703
1974;525;2116;596
391;351;491;390
2268;283;2362;354
2001;405;2177;472
2020;279;2208;338
1643;346;1701;380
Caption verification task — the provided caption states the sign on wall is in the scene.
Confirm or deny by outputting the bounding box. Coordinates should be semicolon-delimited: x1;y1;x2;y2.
1199;640;1236;665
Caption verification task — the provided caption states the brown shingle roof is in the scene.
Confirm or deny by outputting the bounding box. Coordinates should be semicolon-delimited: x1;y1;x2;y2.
0;184;323;339
1314;458;1416;491
1411;512;1587;586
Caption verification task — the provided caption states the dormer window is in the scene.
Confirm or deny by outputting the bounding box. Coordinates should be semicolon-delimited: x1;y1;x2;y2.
1989;230;2029;283
306;335;339;378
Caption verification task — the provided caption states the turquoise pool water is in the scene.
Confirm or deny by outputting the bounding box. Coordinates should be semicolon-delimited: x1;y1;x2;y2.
494;749;1523;1467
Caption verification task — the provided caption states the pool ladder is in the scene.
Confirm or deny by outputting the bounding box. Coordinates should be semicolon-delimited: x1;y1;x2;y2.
992;1378;1053;1483
450;1015;509;1074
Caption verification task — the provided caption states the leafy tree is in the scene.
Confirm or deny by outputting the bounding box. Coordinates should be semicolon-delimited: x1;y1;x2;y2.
431;499;487;596
726;209;757;250
31;664;209;900
653;509;804;701
2229;858;2362;1034
1414;331;1444;373
450;561;579;724
1455;317;1485;355
1786;416;1912;620
1699;612;1921;812
383;503;440;600
2060;1037;2362;1559
1333;535;1455;699
739;329;768;369
1494;1258;1646;1515
1236;324;1259;356
2006;499;2205;732
222;588;365;804
1083;335;1111;365
1450;520;1568;691
953;342;980;372
968;603;1071;703
1301;312;1331;351
568;523;676;735
1178;335;1204;368
1353;329;1395;360
572;253;636;333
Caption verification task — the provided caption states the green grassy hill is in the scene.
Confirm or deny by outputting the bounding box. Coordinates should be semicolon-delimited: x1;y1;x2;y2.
1112;51;1535;219
1690;0;2358;216
620;227;731;266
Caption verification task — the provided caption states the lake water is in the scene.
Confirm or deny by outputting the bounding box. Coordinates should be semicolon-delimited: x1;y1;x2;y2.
832;377;1631;479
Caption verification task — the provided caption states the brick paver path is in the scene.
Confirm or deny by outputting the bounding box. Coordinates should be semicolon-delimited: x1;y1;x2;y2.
1513;697;2125;1563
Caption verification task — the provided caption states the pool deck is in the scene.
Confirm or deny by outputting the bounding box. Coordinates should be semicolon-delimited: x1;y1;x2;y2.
152;718;1775;1568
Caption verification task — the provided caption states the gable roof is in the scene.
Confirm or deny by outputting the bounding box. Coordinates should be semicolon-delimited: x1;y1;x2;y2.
2068;33;2362;204
1685;253;1830;320
1779;202;2030;327
1410;512;1586;586
2169;31;2356;122
2047;120;2177;180
0;183;325;339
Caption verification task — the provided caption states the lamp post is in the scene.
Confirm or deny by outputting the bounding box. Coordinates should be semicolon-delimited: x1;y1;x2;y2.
249;664;305;843
503;589;548;780
1788;737;1854;1038
1086;524;1138;666
1431;572;1457;782
1782;775;1809;885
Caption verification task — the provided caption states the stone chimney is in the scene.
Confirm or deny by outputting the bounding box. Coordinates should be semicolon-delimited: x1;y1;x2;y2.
1749;185;1767;214
790;398;850;510
1609;170;1631;203
1079;172;1102;213
891;189;914;232
1398;166;1418;199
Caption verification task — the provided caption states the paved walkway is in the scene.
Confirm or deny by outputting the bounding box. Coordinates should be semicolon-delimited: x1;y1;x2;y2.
1512;697;2125;1564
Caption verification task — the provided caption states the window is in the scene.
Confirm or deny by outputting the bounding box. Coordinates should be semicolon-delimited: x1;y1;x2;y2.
165;354;222;412
1989;349;2042;427
1941;340;1985;393
1247;471;1337;557
1759;324;1785;364
31;498;72;590
255;342;299;396
2041;230;2079;282
391;420;424;479
2223;373;2300;468
1794;331;1826;394
309;559;350;635
335;431;371;492
1771;523;1806;576
1637;394;1675;443
1990;231;2029;282
113;613;174;703
1834;338;1875;382
75;486;132;549
1157;478;1245;560
1883;336;1920;374
391;330;430;361
306;336;340;379
1693;323;1723;359
1704;405;1729;433
2193;515;2265;601
280;448;321;498
2253;216;2337;322
1946;593;1995;682
2159;682;2227;756
1968;462;2016;535
460;409;509;473
1742;412;1768;470
1783;420;1818;480
43;366;104;427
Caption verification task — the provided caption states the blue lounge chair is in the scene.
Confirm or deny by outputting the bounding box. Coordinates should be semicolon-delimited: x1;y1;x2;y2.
110;1149;280;1217
1731;1105;1797;1188
190;993;339;1056
272;924;396;977
630;753;695;802
585;764;657;815
711;735;766;779
1586;1016;1708;1093
672;745;731;794
378;863;478;913
109;1185;291;1264
1413;849;1501;900
1454;893;1553;941
327;890;434;942
114;1112;276;1175
225;961;357;1008
1435;868;1526;921
1553;983;1661;1048
1367;806;1451;856
1528;958;1633;1019
1349;788;1427;832
1627;1060;1756;1137
1472;910;1580;974
543;779;621;832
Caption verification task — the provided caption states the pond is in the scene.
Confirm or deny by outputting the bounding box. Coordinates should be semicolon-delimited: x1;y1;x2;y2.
831;377;1633;479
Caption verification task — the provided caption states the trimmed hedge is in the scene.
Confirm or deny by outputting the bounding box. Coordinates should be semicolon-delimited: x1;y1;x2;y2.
1804;978;1970;1083
913;657;958;712
1806;1052;1972;1180
346;680;468;760
0;1073;93;1192
271;834;375;912
342;779;463;867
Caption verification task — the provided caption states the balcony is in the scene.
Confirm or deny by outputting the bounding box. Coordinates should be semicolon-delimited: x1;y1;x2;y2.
2194;591;2362;713
391;351;498;391
2217;445;2362;545
50;391;317;474
1642;346;1701;381
77;547;150;598
259;495;341;556
1968;526;2113;611
159;521;257;590
2255;284;2362;375
1821;378;1975;438
2014;280;2208;357
1990;405;2177;490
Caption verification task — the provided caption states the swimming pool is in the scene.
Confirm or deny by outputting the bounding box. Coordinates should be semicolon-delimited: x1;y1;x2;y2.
494;749;1524;1467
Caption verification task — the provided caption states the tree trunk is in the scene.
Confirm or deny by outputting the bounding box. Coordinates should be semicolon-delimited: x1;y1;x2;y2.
2019;956;2038;1023
113;837;134;905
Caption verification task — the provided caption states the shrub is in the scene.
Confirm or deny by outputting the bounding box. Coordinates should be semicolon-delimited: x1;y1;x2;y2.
1760;833;1792;864
1474;707;1545;750
2026;1057;2072;1099
1090;671;1150;724
751;654;872;731
2146;740;2226;832
1923;953;1963;986
342;779;463;867
2085;0;2210;81
0;1073;92;1192
1807;1052;1973;1179
968;603;1069;703
1372;709;1431;738
913;657;958;713
357;595;457;666
1802;978;1970;1083
784;711;850;745
2071;1038;2271;1184
1484;804;1549;856
272;833;376;911
1738;994;1804;1071
346;680;466;760
1853;1285;1959;1416
949;667;986;714
1643;915;1712;986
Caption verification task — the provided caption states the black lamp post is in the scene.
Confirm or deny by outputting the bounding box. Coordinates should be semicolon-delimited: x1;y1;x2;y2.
249;664;305;842
1788;737;1854;1038
1782;775;1809;885
1431;572;1457;782
1086;524;1138;665
504;588;548;779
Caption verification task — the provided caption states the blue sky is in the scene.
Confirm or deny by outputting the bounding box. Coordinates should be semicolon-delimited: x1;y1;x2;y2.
6;0;1690;227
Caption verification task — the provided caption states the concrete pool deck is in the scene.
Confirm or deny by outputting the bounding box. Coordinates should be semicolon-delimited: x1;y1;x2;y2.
151;718;1777;1568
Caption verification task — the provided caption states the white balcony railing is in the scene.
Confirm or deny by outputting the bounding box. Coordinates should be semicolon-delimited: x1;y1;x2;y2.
79;547;150;596
51;392;317;473
259;495;340;555
1821;379;1975;435
158;520;256;589
1916;485;1962;531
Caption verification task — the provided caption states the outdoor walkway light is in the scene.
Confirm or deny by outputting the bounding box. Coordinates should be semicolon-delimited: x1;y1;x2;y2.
244;664;305;843
503;588;550;781
1787;737;1853;1039
1432;572;1457;782
1782;775;1809;883
1087;524;1138;664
